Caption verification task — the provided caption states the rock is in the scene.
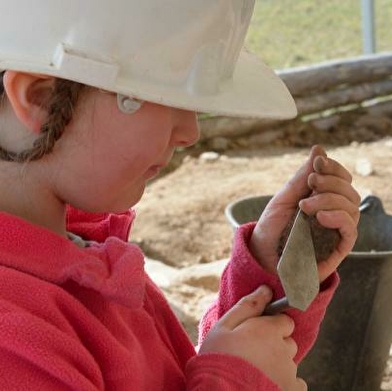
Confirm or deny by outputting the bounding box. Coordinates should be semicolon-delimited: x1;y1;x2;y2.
209;137;230;151
175;259;228;291
199;151;220;162
145;257;228;292
385;138;392;148
168;301;196;328
144;258;180;288
219;155;229;162
355;158;374;176
183;155;194;164
350;141;359;147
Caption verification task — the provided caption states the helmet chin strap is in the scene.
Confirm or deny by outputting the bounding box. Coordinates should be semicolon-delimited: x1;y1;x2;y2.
117;94;144;114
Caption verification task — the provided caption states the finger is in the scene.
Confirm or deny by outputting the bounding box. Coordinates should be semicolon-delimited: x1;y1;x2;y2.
296;378;308;391
300;193;361;223
274;145;327;204
282;374;308;391
315;210;358;281
307;173;362;206
219;285;273;330
313;155;352;183
284;337;298;358
265;314;295;337
310;144;327;159
316;209;358;241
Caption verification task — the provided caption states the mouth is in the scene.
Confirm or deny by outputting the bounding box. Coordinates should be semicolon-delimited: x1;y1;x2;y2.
145;164;166;179
145;153;173;179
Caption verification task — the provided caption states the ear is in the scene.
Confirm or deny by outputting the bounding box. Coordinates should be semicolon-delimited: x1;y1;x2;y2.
3;71;55;134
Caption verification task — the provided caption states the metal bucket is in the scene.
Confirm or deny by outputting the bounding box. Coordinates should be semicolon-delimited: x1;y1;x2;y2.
225;195;392;391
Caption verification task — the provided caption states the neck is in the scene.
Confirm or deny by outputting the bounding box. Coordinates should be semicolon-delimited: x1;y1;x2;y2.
0;160;67;237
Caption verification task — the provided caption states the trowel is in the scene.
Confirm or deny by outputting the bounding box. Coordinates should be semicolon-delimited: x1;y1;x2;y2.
264;209;324;315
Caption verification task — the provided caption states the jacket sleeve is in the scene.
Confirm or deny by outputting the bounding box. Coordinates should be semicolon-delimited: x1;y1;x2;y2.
198;222;339;363
185;353;280;390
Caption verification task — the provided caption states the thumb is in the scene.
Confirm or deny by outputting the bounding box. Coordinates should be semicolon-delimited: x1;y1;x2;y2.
219;285;273;330
274;145;327;205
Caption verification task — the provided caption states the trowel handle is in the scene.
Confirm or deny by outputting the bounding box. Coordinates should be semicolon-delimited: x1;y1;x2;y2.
263;297;290;316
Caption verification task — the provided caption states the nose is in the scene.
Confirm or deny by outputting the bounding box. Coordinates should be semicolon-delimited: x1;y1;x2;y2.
170;108;200;148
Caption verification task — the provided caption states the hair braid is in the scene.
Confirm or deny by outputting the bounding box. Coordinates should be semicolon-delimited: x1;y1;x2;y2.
0;71;4;96
0;77;84;162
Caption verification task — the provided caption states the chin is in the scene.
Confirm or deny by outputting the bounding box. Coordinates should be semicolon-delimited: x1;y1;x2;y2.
70;197;142;215
69;183;146;214
111;187;146;212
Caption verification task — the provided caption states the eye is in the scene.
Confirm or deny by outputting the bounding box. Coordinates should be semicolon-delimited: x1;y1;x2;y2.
117;94;144;114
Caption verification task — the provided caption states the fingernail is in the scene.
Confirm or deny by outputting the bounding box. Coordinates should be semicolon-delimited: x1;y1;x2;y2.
313;156;327;172
256;285;272;298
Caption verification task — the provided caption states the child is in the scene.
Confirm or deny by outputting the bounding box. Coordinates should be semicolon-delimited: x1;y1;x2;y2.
0;1;360;390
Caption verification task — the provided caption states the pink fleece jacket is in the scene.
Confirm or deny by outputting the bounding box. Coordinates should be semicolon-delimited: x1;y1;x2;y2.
0;208;338;390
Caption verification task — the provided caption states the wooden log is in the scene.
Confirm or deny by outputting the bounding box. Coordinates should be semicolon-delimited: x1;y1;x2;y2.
295;79;392;115
278;52;392;97
364;99;392;117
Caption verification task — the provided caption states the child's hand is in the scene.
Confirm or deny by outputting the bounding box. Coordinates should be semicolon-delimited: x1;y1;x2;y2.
199;286;307;391
249;145;360;282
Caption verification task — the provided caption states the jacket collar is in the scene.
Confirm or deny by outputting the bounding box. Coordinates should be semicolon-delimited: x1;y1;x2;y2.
0;211;145;308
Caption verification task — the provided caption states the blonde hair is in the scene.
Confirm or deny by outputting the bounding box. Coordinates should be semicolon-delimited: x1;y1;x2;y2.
0;71;84;162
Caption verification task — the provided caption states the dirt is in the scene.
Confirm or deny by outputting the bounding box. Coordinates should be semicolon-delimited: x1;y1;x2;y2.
131;106;392;389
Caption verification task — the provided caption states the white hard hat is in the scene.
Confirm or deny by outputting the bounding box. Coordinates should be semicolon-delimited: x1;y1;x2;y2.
0;0;297;119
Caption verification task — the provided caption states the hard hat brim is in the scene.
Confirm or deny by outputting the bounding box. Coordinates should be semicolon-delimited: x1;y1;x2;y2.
115;50;297;119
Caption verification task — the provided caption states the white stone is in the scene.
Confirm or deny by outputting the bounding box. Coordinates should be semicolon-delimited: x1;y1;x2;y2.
385;138;392;148
144;258;180;288
199;151;220;162
144;257;229;292
355;158;374;176
175;259;229;291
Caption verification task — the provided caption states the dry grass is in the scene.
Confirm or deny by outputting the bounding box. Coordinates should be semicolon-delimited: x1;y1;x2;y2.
246;0;392;69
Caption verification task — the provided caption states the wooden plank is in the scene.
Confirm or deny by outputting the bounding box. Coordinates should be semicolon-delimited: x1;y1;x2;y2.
278;52;392;97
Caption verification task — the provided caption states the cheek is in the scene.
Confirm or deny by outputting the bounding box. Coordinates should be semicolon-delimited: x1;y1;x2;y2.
82;98;173;168
122;125;173;165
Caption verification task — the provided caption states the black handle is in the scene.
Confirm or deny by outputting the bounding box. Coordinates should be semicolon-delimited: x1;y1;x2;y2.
263;297;290;315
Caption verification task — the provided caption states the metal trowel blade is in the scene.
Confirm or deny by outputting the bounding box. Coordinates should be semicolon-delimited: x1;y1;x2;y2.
277;209;319;311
